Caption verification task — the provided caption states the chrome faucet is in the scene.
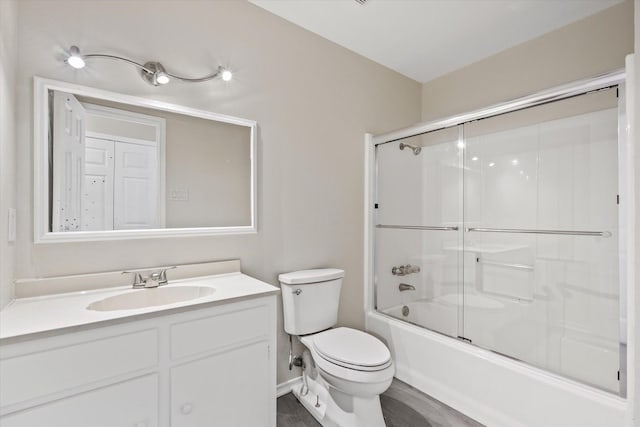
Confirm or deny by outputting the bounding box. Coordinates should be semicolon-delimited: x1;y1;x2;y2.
145;271;164;288
398;283;416;292
123;266;176;289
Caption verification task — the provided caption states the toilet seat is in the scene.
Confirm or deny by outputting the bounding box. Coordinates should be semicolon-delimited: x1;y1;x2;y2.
300;329;394;387
312;327;392;372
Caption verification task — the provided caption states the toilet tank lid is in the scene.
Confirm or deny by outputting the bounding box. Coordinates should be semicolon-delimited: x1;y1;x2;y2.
279;268;344;285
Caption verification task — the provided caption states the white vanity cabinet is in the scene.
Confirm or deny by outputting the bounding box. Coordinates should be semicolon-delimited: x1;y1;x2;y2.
0;295;277;427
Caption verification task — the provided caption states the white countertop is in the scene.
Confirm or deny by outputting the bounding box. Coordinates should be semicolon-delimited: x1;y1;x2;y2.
0;272;279;341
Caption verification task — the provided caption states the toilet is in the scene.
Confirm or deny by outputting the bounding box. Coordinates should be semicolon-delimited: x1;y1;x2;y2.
279;268;394;427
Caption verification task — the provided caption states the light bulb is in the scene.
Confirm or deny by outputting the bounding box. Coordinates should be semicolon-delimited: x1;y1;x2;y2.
221;69;233;82
66;46;85;69
155;72;170;85
151;63;170;85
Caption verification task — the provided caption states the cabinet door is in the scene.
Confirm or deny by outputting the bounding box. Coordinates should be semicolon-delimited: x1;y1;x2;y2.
1;374;158;427
171;341;270;427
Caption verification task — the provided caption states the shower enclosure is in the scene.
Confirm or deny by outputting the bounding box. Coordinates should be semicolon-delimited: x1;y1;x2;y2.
371;71;627;396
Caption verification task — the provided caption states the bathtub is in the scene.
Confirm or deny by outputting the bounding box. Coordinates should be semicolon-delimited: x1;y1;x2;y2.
383;294;506;337
367;305;626;427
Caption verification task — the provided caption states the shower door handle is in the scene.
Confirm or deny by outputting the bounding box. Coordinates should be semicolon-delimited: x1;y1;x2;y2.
376;225;459;231
465;227;611;237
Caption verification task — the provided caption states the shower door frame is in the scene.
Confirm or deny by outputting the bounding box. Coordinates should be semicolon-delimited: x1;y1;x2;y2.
364;69;632;396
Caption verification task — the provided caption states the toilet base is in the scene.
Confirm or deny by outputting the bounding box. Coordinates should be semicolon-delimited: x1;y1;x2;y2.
292;372;386;427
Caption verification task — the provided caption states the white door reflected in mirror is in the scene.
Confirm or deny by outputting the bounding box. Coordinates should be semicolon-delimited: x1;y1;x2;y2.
52;91;86;232
53;92;163;232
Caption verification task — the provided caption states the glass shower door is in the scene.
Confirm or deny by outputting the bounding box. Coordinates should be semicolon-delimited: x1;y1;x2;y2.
375;127;462;337
461;88;621;393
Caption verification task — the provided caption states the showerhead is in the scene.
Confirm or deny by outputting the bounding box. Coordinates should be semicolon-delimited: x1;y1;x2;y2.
399;142;421;155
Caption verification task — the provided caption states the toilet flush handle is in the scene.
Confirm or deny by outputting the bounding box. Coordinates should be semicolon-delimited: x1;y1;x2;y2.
293;289;302;295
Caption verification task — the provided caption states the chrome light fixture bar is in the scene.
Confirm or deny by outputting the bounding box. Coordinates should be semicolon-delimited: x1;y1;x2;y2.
64;45;232;86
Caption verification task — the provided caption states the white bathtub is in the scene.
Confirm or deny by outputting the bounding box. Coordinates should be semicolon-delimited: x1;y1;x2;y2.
367;305;627;427
383;294;506;337
383;294;620;393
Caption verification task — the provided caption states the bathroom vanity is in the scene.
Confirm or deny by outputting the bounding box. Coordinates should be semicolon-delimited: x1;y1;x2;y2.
0;265;278;427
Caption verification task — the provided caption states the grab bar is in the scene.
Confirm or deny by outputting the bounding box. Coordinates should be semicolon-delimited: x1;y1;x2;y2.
465;227;611;238
377;225;459;231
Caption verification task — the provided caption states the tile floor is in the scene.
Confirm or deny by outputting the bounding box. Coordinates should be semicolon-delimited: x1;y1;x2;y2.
277;378;484;427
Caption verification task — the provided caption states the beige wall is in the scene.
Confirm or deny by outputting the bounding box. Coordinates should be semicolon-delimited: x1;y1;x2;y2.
0;0;17;309
13;0;421;384
421;0;634;122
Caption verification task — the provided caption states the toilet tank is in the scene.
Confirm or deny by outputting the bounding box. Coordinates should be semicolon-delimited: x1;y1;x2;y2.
279;268;344;336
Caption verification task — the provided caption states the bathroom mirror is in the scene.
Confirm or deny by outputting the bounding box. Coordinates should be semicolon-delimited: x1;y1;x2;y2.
34;77;257;242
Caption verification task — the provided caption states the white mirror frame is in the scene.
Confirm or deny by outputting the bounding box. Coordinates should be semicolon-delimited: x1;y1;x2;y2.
34;77;258;243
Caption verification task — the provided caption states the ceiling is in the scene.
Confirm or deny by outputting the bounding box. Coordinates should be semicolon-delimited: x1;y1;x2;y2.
249;0;624;83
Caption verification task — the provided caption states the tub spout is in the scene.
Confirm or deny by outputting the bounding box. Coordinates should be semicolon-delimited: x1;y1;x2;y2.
399;283;416;292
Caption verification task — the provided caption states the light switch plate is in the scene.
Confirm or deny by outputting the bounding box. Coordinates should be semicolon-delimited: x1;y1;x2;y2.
169;189;189;201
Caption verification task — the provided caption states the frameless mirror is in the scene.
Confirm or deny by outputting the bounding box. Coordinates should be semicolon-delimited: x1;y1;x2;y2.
34;77;257;242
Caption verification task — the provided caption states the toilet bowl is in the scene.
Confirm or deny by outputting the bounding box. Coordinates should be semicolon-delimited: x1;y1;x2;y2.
301;327;394;397
279;269;394;426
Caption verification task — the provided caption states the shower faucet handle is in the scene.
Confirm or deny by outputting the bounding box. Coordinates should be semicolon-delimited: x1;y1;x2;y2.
391;264;420;276
406;264;420;274
392;265;406;276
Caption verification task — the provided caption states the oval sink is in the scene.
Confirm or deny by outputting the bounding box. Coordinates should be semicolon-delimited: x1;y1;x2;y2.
86;286;215;311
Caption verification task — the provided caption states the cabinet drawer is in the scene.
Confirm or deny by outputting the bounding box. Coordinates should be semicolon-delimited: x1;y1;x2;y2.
1;374;158;427
171;304;268;360
0;329;157;408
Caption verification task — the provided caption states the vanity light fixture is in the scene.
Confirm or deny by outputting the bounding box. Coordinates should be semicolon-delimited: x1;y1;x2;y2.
64;45;233;86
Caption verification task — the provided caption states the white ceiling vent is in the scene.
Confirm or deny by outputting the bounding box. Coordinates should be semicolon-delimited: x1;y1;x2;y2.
354;0;368;5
